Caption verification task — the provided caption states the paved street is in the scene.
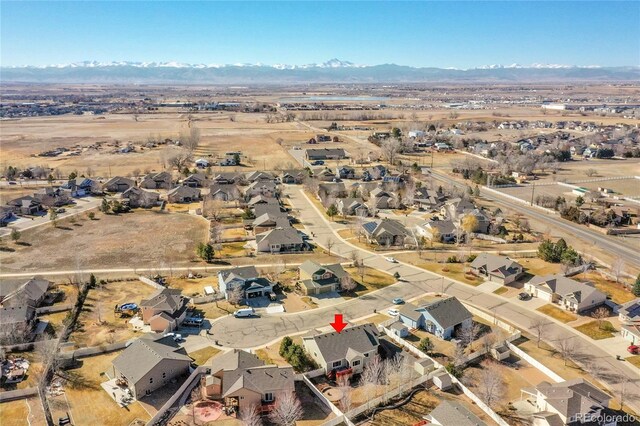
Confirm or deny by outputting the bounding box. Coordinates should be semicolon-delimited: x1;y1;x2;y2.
208;184;640;411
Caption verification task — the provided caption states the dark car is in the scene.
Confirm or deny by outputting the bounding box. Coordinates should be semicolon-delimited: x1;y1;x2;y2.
518;292;531;301
311;160;325;166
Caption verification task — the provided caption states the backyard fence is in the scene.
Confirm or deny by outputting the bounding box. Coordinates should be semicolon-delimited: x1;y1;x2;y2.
138;276;165;290
506;342;564;383
36;304;73;315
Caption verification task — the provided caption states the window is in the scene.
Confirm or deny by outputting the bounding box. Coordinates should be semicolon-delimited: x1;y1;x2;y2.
352;360;361;366
332;361;341;368
162;373;166;379
149;378;153;384
264;392;274;402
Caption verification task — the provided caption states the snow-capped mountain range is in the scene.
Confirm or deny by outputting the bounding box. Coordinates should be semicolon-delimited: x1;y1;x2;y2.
1;59;637;83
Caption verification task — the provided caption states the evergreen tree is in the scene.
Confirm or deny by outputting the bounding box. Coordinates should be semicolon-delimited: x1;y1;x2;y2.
633;274;640;297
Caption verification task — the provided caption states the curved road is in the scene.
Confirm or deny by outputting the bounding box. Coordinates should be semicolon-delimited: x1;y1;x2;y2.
209;185;640;412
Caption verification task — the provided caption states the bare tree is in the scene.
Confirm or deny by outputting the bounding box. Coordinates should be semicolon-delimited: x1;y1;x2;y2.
227;286;244;306
268;391;303;426
458;322;481;351
585;168;598;177
340;275;357;292
530;317;550;348
381;138;401;165
210;221;224;244
168;152;194;170
182;126;201;153
480;332;497;354
557;338;578;366
591;307;609;330
611;259;626;283
477;363;505;408
240;404;263;426
203;197;225;221
325;237;335;256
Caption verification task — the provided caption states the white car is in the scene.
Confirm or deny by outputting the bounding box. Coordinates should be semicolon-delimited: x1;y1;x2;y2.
388;309;400;316
384;256;398;263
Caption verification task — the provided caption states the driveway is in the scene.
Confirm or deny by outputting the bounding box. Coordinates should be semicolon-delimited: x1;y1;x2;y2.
207;184;640;412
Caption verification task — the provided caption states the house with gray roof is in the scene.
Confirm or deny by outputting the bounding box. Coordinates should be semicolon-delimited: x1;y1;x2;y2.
217;266;273;301
618;298;640;324
470;253;523;285
280;170;306;184
525;275;606;313
415;219;458;243
245;181;279;199
140;288;188;333
368;187;397;209
246;171;275;183
247;194;279;207
167;185;201;203
102;176;135;193
201;349;294;414
336;197;369;217
139;171;173;190
252;211;290;234
183;173;207;188
255;227;305;253
318;182;347;206
424;401;487;426
399;297;472;340
209;183;242;202
6;196;43;215
413;187;445;210
297;260;348;295
361;218;409;246
524;378;613;426
305;148;347;160
122;186;160;208
302;323;380;375
0;278;50;308
0;305;37;343
111;333;192;399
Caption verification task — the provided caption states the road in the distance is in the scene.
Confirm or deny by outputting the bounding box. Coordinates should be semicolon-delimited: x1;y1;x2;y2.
208;185;640;412
429;170;640;267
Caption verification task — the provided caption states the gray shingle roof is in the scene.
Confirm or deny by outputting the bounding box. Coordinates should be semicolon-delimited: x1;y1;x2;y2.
255;227;303;245
536;378;611;419
0;278;50;305
303;323;379;363
140;288;184;312
527;275;604;303
0;305;35;325
421;297;472;329
112;334;192;384
426;401;487;426
218;266;259;284
470;253;522;277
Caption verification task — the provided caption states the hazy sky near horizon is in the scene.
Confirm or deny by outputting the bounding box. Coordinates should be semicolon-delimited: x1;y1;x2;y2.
1;1;639;68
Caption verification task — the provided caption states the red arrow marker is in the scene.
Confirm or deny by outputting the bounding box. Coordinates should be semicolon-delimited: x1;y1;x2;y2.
330;314;347;333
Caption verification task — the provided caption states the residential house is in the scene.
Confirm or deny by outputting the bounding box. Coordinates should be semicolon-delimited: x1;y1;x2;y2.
0;206;16;226
298;260;349;295
368;188;396;209
209;183;242;202
388;321;409;338
61;178;97;197
212;173;244;185
247;195;280;208
220;155;238;166
398;297;473;340
302;323;380;375
246;171;275;183
361;219;409;246
201;350;294;414
336;198;369;217
6;196;43;215
103;176;135;193
111;333;192;400
424;401;487;426
253;203;284;218
305;148;347;161
183;173;207;188
617;299;640;324
440;198;492;234
139;172;173;190
621;325;640;346
415;219;458;243
316;168;337;182
167;185;201;203
318;182;347;206
525;275;607;313
525;378;614;426
362;165;387;181
245;181;279;199
336;166;356;179
281;170;306;184
252;211;290;234
255;227;305;253
195;158;210;169
140;288;189;333
0;306;36;343
0;278;50;308
122;187;160;208
217;266;273;300
33;187;71;208
469;253;523;285
414;187;445;210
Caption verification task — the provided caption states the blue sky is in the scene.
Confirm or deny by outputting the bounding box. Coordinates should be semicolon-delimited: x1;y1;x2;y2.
1;1;638;68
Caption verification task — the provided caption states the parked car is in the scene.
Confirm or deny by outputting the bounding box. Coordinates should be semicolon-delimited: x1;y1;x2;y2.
8;181;17;185
518;292;530;301
56;208;66;213
234;308;256;318
311;160;325;166
384;256;398;263
388;309;399;316
392;298;404;305
628;345;639;355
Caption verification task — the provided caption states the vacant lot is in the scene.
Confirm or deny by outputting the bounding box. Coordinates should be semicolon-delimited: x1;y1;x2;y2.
0;210;208;272
69;280;157;347
0;397;46;426
48;352;150;426
394;254;484;286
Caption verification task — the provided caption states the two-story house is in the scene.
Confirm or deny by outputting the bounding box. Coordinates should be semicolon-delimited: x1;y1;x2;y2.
298;260;348;295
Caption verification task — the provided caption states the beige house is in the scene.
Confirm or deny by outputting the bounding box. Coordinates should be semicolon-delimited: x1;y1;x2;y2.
298;260;348;295
525;275;606;313
469;253;523;285
139;171;173;190
140;288;188;333
302;323;380;376
111;333;192;400
122;187;159;208
201;350;294;415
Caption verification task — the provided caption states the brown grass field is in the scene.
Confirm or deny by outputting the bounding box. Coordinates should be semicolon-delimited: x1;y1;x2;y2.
0;210;208;272
0;396;46;426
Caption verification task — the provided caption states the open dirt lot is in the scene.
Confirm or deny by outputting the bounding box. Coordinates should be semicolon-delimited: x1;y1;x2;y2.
0;210;208;272
69;280;158;347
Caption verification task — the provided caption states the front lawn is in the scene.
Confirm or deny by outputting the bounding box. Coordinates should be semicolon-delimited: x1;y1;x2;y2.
536;304;578;323
188;346;221;365
343;266;396;297
574;321;617;340
627;355;640;369
493;287;509;295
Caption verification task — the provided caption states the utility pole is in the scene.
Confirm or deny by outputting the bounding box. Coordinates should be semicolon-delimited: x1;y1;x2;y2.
530;182;536;206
